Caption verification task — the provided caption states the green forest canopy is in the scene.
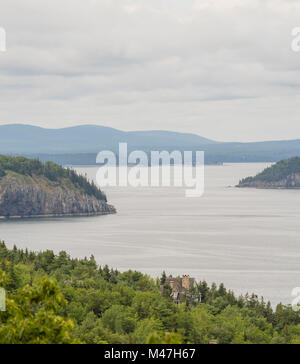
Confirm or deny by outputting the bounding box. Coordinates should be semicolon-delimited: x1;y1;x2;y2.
240;157;300;184
0;155;106;201
0;242;300;344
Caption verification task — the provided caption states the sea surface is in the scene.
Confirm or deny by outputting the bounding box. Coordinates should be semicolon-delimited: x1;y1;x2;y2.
1;163;300;306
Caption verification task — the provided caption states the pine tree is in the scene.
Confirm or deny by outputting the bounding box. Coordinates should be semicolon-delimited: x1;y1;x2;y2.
160;271;167;285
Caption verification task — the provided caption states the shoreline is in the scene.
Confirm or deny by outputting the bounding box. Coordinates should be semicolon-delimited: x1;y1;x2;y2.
0;209;116;220
237;185;300;190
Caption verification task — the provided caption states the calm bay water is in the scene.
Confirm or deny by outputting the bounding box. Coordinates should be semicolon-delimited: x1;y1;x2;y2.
1;163;300;306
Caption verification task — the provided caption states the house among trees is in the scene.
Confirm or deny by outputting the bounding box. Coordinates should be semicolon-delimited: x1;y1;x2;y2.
160;274;195;304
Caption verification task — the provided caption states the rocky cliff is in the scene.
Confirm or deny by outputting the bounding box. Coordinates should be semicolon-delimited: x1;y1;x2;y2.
0;172;116;219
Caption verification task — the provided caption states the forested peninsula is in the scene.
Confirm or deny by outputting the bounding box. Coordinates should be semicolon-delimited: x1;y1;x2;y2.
0;155;115;219
238;157;300;189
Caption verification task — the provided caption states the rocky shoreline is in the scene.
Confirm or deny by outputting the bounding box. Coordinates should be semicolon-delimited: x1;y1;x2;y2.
0;210;115;220
237;173;300;189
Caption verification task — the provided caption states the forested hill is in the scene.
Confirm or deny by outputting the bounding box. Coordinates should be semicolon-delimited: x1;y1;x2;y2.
238;157;300;189
0;154;106;201
0;242;300;344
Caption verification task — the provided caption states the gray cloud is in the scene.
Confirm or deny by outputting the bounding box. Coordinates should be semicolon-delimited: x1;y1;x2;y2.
0;0;300;141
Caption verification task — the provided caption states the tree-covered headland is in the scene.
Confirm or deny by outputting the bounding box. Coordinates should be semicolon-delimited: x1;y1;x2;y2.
240;157;300;185
0;155;106;201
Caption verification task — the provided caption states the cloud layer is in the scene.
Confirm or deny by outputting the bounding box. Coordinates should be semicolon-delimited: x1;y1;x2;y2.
0;0;300;141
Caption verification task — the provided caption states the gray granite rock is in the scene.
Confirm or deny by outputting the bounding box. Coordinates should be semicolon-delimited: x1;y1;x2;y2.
0;173;116;218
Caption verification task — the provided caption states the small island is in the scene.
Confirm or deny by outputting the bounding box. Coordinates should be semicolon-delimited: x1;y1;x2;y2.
0;155;116;219
237;157;300;189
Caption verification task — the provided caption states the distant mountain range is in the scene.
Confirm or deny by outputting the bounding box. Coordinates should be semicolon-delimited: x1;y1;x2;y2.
1;124;300;165
0;124;216;153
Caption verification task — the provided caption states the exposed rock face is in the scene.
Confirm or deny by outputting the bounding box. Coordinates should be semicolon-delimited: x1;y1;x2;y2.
0;173;116;218
237;173;300;189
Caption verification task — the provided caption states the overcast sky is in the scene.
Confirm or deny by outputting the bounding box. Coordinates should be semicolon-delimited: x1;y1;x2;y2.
0;0;300;142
